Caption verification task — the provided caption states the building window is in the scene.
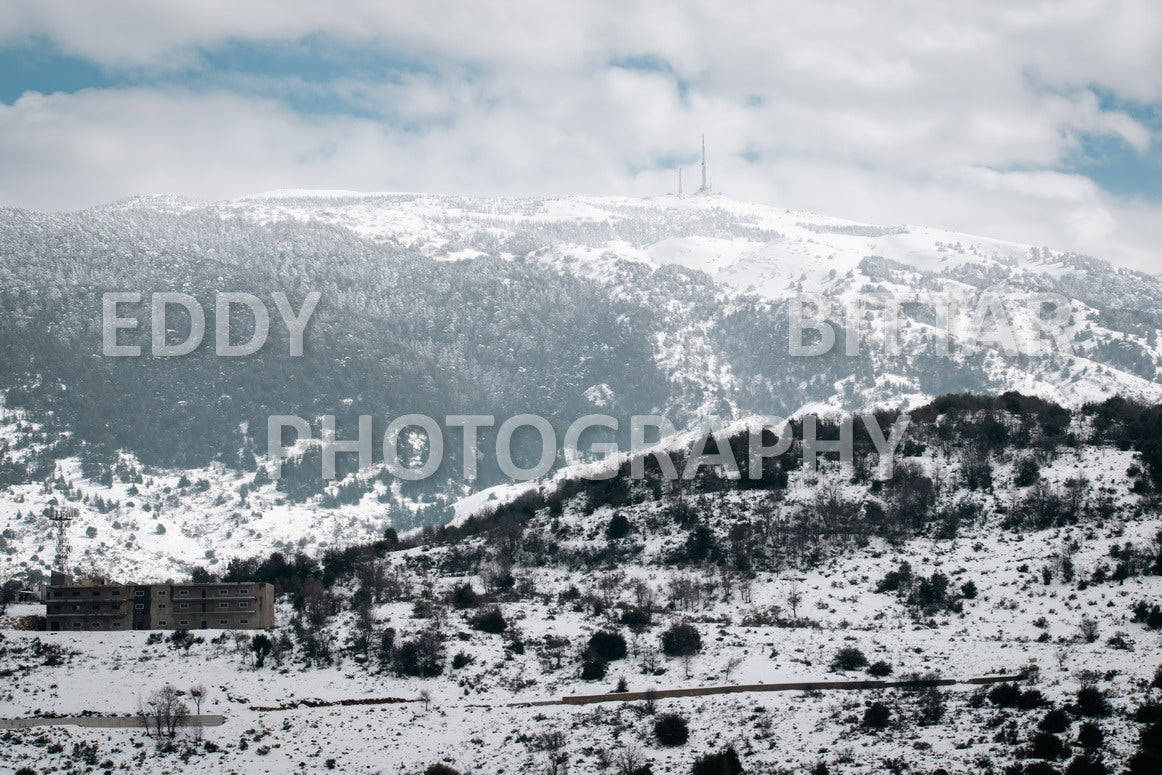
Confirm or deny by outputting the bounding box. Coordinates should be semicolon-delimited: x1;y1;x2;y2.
179;603;189;609
219;602;228;609
179;620;189;626
179;589;190;596
111;604;121;611
73;622;81;628
134;590;145;597
157;604;167;609
239;619;250;625
91;622;100;628
112;622;121;627
239;589;249;594
111;590;121;596
156;590;167;596
72;589;81;597
157;620;167;626
53;591;62;598
91;590;100;596
238;602;249;609
219;589;228;595
134;603;145;610
219;619;229;625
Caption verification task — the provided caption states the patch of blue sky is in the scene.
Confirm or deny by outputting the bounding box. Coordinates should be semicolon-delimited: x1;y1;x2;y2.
0;39;114;102
0;35;443;123
609;54;689;98
1062;87;1162;200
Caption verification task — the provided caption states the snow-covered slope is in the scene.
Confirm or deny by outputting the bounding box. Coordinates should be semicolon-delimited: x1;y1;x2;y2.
212;190;1162;411
3;402;1161;774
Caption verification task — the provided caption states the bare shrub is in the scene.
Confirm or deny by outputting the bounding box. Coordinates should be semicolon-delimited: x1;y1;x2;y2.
140;685;190;739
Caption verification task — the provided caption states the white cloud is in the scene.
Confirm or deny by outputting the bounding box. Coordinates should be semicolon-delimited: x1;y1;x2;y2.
0;1;1159;270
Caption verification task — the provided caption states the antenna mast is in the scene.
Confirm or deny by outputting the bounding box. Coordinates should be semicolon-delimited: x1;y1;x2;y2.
698;134;711;195
45;503;76;572
678;168;683;199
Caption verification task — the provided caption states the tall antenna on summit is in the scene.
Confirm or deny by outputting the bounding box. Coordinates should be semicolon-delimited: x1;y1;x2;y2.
701;135;707;191
678;168;683;199
698;134;711;195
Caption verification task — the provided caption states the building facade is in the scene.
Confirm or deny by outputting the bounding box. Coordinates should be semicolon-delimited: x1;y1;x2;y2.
44;573;275;632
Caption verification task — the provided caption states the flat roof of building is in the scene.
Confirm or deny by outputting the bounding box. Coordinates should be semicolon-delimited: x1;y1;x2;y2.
46;580;272;589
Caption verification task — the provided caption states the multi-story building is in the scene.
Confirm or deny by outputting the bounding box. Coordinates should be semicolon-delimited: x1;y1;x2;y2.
43;572;275;632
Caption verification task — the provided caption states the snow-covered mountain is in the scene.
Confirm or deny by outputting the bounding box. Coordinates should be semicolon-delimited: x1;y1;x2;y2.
2;191;1162;584
205;190;1162;411
3;194;1162;775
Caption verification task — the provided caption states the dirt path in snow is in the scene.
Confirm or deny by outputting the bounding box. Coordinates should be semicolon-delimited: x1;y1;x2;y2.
518;673;1024;707
0;714;227;729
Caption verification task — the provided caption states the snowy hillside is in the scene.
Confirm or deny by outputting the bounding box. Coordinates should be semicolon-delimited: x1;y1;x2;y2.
212;190;1162;410
2;397;1161;774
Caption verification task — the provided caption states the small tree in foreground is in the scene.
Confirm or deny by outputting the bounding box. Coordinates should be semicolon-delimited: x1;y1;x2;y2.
449;583;479;610
587;630;628;662
654;713;689;746
863;701;891;730
691;745;743;775
141;685;189;739
606;513;631;540
251;634;273;668
394;629;445;677
188;685;206;716
615;744;651;775
1074;686;1112;718
188;684;206;738
0;579;21;615
830;646;868;672
580;655;608;681
469;607;508;634
661;622;702;658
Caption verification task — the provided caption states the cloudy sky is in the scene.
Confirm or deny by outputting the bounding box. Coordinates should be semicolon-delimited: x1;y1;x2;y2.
1;1;1160;270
